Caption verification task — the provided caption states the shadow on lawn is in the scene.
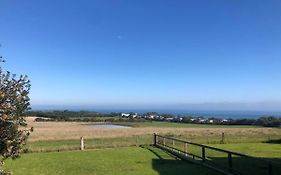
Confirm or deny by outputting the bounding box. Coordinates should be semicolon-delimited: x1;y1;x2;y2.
140;145;281;175
140;145;219;175
263;138;281;144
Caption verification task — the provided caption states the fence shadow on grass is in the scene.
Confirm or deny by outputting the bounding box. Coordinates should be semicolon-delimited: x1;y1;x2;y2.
200;156;281;175
140;144;281;175
140;145;220;175
263;138;281;144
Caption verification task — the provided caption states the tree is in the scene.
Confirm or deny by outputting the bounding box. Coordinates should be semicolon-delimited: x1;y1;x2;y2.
256;116;281;127
0;58;32;174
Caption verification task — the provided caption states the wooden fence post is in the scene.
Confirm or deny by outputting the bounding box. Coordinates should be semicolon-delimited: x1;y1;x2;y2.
154;133;157;146
228;153;232;173
163;138;166;146
184;142;187;156
80;136;85;151
202;146;206;162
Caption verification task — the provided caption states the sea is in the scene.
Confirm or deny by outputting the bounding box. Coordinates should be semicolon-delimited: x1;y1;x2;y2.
32;105;281;119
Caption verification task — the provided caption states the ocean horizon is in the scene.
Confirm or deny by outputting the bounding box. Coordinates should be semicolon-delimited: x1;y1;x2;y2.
31;107;281;119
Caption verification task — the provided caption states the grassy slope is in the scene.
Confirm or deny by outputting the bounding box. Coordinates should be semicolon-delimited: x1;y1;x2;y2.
25;136;280;153
25;135;153;152
209;143;281;159
24;121;281;155
115;121;261;128
4;147;219;175
18;120;280;174
156;141;281;175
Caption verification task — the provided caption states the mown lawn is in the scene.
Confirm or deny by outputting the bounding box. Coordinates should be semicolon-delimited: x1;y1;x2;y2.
24;135;153;152
209;143;281;159
157;138;281;175
4;146;219;175
25;133;281;152
15;119;281;175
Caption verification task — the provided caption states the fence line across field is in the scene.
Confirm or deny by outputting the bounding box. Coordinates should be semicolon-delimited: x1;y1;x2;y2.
153;134;280;175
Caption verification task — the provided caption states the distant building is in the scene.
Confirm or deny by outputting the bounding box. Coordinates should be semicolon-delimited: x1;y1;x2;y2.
199;118;206;123
132;113;138;118
121;113;130;117
222;119;228;122
121;113;138;118
165;117;174;121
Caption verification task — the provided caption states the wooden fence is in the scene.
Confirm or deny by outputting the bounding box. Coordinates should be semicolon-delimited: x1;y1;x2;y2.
153;134;281;175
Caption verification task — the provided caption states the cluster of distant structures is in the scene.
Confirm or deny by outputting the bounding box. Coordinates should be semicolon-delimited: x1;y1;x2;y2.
121;112;281;127
28;110;281;127
121;112;228;124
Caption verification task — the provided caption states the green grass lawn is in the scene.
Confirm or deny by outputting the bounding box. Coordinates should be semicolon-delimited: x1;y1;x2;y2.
5;143;281;175
25;135;153;152
114;121;261;128
157;140;281;175
16;121;281;175
4;146;219;175
5;131;281;175
25;133;281;153
208;143;281;159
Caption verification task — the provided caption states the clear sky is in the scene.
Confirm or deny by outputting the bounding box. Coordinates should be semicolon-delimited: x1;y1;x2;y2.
0;0;281;111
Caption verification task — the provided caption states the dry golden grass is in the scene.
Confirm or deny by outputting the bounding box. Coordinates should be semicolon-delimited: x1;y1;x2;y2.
25;117;281;141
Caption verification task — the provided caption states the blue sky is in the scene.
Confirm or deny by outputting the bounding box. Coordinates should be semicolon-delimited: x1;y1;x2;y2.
0;0;281;111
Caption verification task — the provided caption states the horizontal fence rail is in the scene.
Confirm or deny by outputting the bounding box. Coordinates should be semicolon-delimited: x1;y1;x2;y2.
153;134;281;175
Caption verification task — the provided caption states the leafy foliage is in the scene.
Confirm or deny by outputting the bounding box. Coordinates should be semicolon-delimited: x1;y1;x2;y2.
0;58;32;174
27;110;123;122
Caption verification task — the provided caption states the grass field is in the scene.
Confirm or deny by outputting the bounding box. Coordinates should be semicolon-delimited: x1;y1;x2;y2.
4;146;220;175
5;143;281;175
26;117;281;142
24;134;281;153
156;137;281;175
11;118;280;175
23;117;281;152
209;143;281;159
23;117;281;153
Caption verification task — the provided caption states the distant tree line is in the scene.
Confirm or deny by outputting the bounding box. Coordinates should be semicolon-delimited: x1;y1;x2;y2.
26;111;281;127
26;110;124;122
181;116;281;127
26;110;119;118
